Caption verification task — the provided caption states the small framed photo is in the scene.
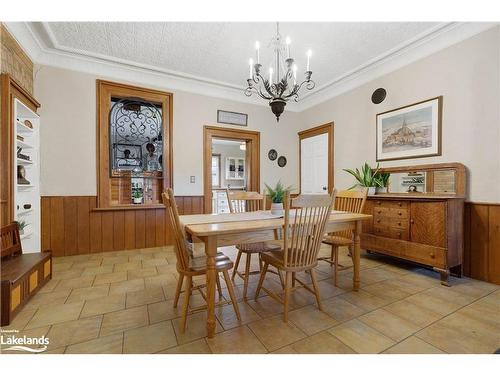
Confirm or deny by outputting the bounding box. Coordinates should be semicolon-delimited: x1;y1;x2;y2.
217;110;248;126
376;96;442;161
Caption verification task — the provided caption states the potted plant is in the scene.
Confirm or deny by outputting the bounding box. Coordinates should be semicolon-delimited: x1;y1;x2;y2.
265;180;292;216
14;220;28;235
132;190;143;204
375;172;391;193
343;162;381;195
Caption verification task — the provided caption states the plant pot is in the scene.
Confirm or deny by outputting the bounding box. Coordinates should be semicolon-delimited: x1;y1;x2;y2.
270;202;284;216
375;186;388;194
367;187;376;196
133;197;143;204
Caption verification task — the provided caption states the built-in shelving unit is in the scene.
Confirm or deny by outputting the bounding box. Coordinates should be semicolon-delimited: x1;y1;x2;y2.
13;98;41;253
225;157;245;180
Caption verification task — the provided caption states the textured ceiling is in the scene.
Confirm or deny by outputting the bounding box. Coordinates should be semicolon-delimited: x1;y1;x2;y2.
43;22;442;89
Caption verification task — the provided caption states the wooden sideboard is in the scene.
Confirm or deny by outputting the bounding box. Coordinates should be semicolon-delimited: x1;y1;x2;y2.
362;194;464;285
360;163;466;285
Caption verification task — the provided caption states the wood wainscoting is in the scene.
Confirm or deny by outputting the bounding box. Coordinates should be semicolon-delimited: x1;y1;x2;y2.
464;202;500;284
40;195;203;257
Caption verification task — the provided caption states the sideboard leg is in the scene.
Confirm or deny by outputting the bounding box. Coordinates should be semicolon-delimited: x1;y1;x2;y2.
433;267;450;286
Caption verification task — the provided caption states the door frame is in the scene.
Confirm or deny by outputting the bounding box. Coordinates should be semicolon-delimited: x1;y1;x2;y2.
298;122;334;194
203;126;260;213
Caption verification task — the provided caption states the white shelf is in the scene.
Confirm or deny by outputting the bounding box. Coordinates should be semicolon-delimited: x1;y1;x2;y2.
17;139;33;149
17;208;33;216
17;158;34;165
16;120;34;133
20;230;33;240
17;184;35;189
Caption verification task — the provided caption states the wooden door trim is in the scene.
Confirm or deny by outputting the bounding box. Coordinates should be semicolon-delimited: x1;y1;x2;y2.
298;122;334;194
96;80;173;208
203;126;260;213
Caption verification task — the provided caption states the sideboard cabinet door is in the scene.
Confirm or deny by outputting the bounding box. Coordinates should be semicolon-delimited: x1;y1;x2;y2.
410;201;446;247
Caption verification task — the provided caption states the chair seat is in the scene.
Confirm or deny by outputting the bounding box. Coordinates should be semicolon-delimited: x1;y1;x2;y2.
236;241;282;253
322;235;352;246
260;249;311;270
188;253;233;272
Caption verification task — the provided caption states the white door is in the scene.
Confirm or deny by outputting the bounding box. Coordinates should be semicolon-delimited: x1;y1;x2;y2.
301;133;329;194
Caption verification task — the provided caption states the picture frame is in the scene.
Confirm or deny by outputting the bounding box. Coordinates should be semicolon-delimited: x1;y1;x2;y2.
217;110;248;126
376;96;442;162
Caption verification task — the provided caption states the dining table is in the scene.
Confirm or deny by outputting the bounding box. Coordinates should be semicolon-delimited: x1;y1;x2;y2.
179;210;372;338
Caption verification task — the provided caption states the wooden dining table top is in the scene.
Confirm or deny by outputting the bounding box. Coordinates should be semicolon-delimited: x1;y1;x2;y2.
180;211;372;237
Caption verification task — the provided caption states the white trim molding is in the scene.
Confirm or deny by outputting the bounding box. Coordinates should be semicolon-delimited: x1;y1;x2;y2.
4;21;498;112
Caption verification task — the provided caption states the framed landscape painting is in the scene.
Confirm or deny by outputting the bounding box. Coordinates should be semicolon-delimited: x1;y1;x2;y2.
376;96;442;161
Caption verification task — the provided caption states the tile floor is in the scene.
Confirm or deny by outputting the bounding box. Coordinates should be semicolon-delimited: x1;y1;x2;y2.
1;245;499;354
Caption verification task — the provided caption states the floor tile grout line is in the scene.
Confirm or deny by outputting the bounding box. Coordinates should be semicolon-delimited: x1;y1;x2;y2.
407;287;500;353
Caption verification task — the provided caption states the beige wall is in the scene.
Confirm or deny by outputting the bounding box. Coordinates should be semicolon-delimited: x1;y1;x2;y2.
300;27;500;203
34;66;302;196
35;27;500;202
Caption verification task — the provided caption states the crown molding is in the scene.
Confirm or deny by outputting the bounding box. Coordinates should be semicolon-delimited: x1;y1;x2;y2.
296;22;498;111
4;21;498;113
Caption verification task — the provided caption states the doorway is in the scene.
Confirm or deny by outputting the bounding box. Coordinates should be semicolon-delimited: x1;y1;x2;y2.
203;126;260;213
298;122;334;194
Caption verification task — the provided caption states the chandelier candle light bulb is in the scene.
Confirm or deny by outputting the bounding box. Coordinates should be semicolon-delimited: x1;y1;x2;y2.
286;36;291;58
269;67;273;84
293;64;297;85
255;41;260;63
307;50;312;71
249;58;253;78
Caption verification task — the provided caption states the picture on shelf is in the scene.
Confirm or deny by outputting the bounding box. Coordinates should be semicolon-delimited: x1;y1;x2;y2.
17;165;31;185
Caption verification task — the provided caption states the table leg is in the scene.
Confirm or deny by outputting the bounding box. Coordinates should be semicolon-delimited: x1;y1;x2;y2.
352;220;361;291
204;236;217;338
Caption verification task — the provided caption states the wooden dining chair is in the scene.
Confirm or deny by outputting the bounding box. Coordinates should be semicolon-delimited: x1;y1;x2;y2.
227;189;281;299
318;188;368;286
255;190;336;322
162;188;241;333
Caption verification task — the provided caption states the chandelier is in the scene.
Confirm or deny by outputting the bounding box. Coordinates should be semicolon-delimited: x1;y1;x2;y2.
245;23;316;121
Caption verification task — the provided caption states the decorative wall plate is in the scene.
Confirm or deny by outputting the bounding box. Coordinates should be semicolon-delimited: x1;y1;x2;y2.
268;149;278;161
371;88;387;104
277;156;287;167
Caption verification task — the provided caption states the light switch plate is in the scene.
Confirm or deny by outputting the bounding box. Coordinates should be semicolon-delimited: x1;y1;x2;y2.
190;176;195;183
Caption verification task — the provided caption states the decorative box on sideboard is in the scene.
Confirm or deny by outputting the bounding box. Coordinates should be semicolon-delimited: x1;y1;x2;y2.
361;163;466;285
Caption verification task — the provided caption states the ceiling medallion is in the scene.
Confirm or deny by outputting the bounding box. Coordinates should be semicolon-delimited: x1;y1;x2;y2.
245;23;316;122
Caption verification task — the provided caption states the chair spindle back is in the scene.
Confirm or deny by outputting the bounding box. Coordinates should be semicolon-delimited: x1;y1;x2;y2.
332;188;368;239
282;190;336;268
227;190;266;213
162;188;192;272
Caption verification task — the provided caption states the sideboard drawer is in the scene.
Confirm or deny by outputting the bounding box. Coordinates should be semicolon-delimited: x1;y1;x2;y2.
404;243;446;268
373;225;409;241
374;217;408;229
372;200;408;210
373;207;409;219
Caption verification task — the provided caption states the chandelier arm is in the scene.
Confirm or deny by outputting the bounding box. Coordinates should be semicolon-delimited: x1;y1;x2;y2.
245;84;273;101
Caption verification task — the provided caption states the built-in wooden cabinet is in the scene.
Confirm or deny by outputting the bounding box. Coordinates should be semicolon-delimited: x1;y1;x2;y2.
361;163;466;285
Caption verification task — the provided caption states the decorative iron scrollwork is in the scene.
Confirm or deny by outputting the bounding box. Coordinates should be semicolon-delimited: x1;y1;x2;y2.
109;97;163;174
